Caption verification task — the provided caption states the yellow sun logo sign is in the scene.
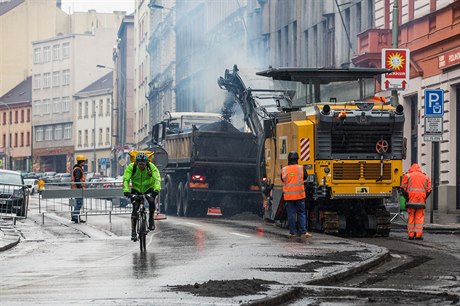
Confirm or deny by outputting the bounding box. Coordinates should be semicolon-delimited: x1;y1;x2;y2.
387;52;405;71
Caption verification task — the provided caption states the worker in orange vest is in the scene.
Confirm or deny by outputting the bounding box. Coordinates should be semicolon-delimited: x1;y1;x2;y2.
401;163;432;240
281;151;312;240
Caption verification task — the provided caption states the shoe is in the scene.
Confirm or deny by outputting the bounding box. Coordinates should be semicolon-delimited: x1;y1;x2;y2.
300;232;312;239
415;236;423;240
287;233;297;239
131;232;137;242
148;219;155;231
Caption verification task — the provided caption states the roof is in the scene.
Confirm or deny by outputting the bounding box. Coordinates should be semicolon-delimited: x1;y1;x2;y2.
0;0;24;16
256;67;393;84
0;76;32;106
75;71;113;95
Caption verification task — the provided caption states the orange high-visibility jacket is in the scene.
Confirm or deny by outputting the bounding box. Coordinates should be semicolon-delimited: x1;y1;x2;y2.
71;165;85;189
281;164;306;200
401;163;432;209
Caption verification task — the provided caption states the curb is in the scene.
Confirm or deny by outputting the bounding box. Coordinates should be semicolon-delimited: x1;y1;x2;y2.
0;221;21;252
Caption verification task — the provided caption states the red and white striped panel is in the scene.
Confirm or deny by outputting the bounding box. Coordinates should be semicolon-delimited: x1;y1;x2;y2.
300;138;310;161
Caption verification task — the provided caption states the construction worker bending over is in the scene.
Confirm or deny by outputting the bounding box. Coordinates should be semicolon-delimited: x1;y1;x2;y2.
123;152;161;241
401;163;432;240
281;151;312;240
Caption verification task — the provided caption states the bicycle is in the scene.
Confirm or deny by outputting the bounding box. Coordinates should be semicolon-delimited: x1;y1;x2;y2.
130;194;153;252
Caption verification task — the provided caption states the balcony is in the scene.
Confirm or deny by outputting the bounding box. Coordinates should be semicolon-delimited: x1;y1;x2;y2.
352;29;391;68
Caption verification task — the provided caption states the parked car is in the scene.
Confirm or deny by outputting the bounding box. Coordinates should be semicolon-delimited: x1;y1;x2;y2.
53;173;71;185
23;178;39;195
0;170;29;217
42;172;57;183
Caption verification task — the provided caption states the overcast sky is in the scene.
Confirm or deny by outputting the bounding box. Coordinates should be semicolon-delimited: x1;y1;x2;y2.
61;0;135;14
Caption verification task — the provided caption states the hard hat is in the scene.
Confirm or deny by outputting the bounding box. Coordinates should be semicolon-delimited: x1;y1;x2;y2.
287;151;299;162
136;152;148;162
76;154;86;161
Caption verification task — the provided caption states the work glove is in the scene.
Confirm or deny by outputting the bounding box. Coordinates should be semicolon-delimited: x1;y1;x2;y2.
124;192;132;199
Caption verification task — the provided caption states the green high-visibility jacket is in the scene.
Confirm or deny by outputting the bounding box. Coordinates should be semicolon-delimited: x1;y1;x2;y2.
123;162;161;194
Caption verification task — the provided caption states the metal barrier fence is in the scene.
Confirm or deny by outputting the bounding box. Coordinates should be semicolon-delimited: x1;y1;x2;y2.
0;182;29;219
39;182;132;222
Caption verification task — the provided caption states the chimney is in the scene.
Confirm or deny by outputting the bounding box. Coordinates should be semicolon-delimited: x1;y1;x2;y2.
56;0;62;9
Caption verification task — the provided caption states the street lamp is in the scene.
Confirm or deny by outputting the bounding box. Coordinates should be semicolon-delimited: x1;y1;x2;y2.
0;101;11;170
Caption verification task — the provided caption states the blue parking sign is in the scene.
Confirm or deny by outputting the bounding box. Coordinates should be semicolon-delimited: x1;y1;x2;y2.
424;89;444;117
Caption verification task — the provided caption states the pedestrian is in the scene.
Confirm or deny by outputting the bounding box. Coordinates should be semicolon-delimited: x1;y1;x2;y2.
71;155;86;223
281;151;312;240
401;163;432;240
123;151;161;241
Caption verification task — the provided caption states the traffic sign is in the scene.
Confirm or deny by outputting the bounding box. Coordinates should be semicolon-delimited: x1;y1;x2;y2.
424;117;443;142
424;89;444;117
381;48;410;91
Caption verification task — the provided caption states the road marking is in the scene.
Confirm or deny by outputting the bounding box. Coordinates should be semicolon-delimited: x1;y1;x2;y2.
185;222;202;227
391;254;402;258
230;232;250;238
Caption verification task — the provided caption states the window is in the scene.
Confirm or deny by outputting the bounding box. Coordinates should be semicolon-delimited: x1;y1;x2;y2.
15;110;18;123
92;100;96;117
106;128;110;145
53;98;61;113
9;111;12;124
43;99;51;114
33;101;41;116
64;124;71;139
91;129;95;146
54;125;62;140
20;132;24;147
27;109;30;122
52;45;60;61
14;133;18;147
26;131;30;146
84;130;88;147
78;102;83;118
62;69;70;85
2;134;5;147
84;101;89;118
36;127;43;142
99;99;103;116
2;112;5;125
52;71;60;87
78;130;82;147
45;127;53;140
62;42;70;58
62;96;70;112
33;48;41;64
43;73;51;88
21;110;24;122
43;46;51;62
98;128;103;145
33;74;41;90
106;98;110;115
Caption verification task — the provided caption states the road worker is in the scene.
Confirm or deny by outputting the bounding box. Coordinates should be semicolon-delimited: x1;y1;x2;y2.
71;155;87;223
401;163;432;240
281;151;312;240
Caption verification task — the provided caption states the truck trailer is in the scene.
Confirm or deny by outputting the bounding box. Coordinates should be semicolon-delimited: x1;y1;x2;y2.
151;114;263;217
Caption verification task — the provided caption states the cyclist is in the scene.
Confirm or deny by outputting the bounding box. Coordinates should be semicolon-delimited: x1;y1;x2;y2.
123;152;161;241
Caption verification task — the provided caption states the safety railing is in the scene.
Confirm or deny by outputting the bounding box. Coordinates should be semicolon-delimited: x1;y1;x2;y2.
39;181;132;222
0;182;29;220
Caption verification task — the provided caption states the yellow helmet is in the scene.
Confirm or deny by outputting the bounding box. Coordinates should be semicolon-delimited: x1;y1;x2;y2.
76;154;86;162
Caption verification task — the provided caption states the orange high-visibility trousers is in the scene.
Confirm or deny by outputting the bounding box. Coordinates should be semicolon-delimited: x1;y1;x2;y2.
407;207;425;238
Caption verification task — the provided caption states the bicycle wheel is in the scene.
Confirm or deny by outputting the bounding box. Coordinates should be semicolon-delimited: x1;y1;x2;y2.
138;214;147;252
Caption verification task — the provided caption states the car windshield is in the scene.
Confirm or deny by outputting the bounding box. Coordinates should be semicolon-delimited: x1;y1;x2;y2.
0;173;22;185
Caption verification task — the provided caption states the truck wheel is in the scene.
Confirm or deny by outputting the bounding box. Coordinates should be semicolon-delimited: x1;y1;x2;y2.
176;182;184;216
183;181;193;217
164;179;176;215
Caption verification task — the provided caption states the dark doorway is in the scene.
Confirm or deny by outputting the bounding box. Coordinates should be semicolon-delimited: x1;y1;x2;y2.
410;95;418;165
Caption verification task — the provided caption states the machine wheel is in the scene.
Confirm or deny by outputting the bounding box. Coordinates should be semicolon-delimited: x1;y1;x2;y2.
375;209;391;237
176;182;184;216
182;181;193;217
163;178;176;215
323;211;339;235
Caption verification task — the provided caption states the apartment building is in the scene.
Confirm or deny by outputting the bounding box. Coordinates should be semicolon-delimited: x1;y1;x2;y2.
74;72;113;176
0;77;32;171
31;28;119;172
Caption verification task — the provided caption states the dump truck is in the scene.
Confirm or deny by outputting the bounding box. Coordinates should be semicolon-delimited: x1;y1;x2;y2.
151;112;262;217
218;65;406;236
